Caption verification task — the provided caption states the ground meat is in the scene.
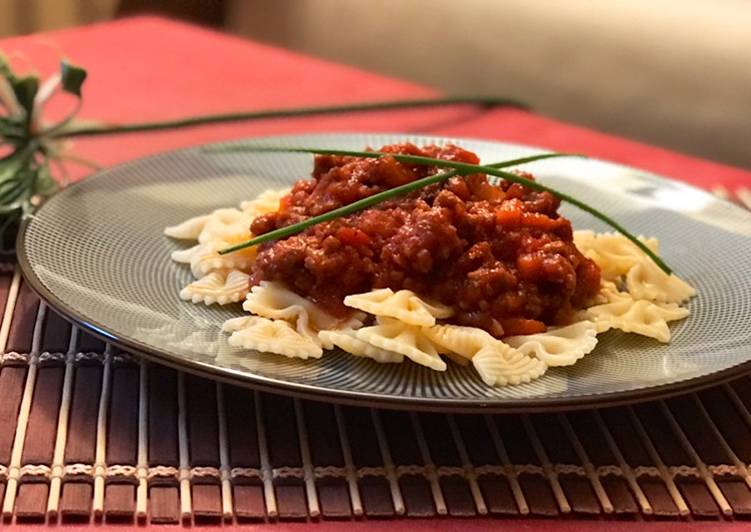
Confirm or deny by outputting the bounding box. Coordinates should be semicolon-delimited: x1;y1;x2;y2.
248;143;601;337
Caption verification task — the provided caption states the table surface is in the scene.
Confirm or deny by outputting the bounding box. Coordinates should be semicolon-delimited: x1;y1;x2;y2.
1;15;751;531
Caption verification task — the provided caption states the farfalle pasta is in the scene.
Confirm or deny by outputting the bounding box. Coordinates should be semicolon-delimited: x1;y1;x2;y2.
505;321;599;367
179;269;250;305
344;288;453;327
166;145;696;388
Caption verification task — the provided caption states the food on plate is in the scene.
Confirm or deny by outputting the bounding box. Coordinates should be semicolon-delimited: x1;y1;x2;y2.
166;143;695;386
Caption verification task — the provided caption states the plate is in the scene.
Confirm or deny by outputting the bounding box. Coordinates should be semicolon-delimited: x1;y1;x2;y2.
17;133;751;412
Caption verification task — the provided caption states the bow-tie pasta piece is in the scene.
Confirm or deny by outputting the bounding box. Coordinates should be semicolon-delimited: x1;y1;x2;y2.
197;208;254;245
171;241;257;278
240;188;289;216
504;321;599;367
626;260;696;304
574;231;660;280
164;214;210;240
344;288;453;327
179;270;250;305
222;316;255;333
422;324;496;359
472;343;547;386
244;281;359;341
225;316;323;359
356;318;446;371
319;329;404;363
586;295;689;343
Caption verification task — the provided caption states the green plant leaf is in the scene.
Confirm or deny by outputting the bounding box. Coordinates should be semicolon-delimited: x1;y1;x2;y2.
32;163;57;197
10;75;39;117
60;60;87;97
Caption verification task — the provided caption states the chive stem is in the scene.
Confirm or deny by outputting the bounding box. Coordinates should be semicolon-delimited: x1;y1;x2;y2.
49;96;526;139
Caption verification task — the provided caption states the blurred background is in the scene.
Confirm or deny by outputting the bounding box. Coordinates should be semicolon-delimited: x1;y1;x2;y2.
1;0;749;169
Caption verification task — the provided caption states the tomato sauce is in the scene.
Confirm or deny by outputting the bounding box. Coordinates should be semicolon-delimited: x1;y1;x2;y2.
249;144;601;337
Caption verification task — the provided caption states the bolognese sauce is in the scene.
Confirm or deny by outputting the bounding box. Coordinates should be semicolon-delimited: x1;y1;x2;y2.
249;143;601;337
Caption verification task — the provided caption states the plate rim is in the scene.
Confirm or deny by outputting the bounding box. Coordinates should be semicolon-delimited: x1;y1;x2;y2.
16;132;751;413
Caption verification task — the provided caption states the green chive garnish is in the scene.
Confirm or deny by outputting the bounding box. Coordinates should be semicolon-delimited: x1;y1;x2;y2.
212;147;672;275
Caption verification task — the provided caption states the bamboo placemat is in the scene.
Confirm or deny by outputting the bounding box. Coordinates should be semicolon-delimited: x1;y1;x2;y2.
2;236;751;524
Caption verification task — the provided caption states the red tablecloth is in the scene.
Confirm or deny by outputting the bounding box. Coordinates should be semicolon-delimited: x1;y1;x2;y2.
1;16;749;532
2;16;749;190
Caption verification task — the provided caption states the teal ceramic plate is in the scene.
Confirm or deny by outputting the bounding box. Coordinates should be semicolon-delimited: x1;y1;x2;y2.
17;133;751;412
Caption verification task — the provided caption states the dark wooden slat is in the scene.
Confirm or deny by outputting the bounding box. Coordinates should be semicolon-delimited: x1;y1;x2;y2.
634;403;693;466
303;401;350;518
358;478;394;518
719;480;751;516
598;408;653;466
566;411;617;465
0;272;12;316
439;476;475;516
0;366;27;463
225;386;259;468
419;413;474;516
559;475;601;515
261;394;307;519
104;484;135;521
76;331;106;354
700;387;751;463
186;374;219;467
599;407;680;516
192;484;222;523
106;365;139;465
14;482;48;521
677;479;720;518
60;482;93;521
274;485;308;520
530;414;579;464
492;415;558;516
61;364;102;522
148;366;178;467
225;386;266;521
601;476;639;515
477;476;518;515
667;394;751;515
341;406;394;517
518;475;558;517
454;414;518;515
635;403;719;517
566;411;638;515
5;282;39;354
638;479;680;517
186;376;223;522
380;410;435;517
666;398;727;464
729;379;751;415
530;414;601;515
492;415;539;465
40;310;70;354
233;484;266;521
399;476;435;517
103;365;139;523
21;366;64;464
263;395;301;467
64;365;102;464
149;485;180;524
454;415;498;464
317;482;351;519
303;402;343;465
147;366;179;522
